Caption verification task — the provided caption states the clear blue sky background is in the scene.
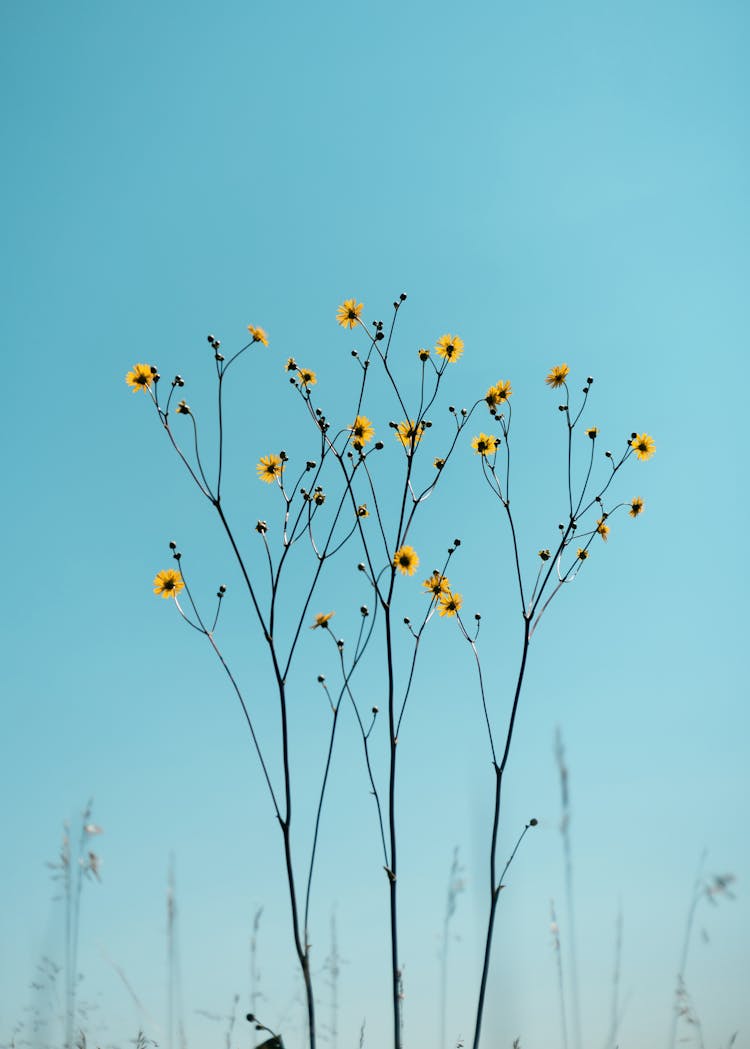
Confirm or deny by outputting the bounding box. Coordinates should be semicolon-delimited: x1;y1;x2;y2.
1;2;748;1048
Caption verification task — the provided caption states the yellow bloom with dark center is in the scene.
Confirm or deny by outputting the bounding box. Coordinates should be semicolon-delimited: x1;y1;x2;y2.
247;325;269;346
433;457;445;470
485;380;512;407
630;433;655;461
438;591;462;617
423;571;450;598
545;364;570;388
471;433;499;456
337;299;363;329
153;569;185;599
435;334;464;363
311;611;334;629
176;400;190;414
314;489;326;505
629;497;645;518
418;348;430;361
393;545;419;576
538;549;551;561
357;504;369;518
125;363;154;391
596;518;610;541
395;420;423;447
285;357;298;371
577;548;589;561
350;415;375;449
257;454;284;483
586;427;598;439
297;367;317;387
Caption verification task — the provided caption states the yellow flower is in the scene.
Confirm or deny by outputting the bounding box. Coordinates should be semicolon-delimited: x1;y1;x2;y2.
176;400;190;414
485;380;512;407
435;334;464;363
357;504;369;518
629;497;645;518
285;357;298;371
438;591;462;617
471;433;499;456
418;348;430;361
577;548;589;561
337;299;363;329
247;325;269;346
395;420;424;448
393;545;419;576
153;569;184;599
630;433;655;461
297;367;317;387
596;518;610;542
350;415;375;449
423;571;450;598
586;427;598;439
257;454;284;483
311;611;334;629
125;363;154;392
433;457;445;470
545;364;570;389
538;549;551;561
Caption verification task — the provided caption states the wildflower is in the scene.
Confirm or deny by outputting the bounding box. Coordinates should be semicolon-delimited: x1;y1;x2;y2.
418;348;430;361
256;454;284;483
538;549;551;561
596;518;610;541
125;364;154;392
350;415;375;449
433;457;445;470
311;612;334;629
438;591;462;617
337;299;363;329
255;520;268;533
576;548;589;561
545;364;570;389
630;433;655;461
393;545;419;576
314;489;326;505
176;400;191;415
435;334;464;363
586;426;598;439
395;420;424;448
423;571;450;597
153;569;185;599
247;325;268;346
285;357;298;371
629;497;645;518
357;504;369;518
297;367;317;387
471;433;499;456
485;380;512;408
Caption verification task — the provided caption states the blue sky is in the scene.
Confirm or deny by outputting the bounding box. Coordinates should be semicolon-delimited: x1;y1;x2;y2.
1;2;748;1047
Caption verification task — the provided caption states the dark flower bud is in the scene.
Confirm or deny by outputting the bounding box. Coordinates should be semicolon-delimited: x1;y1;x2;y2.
400;292;407;301
587;377;594;385
173;551;181;560
169;541;177;549
317;675;325;683
454;538;461;546
529;818;538;827
403;617;410;625
360;606;369;616
448;405;455;413
357;562;365;571
375;441;384;450
337;638;344;649
631;432;638;439
219;585;227;593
